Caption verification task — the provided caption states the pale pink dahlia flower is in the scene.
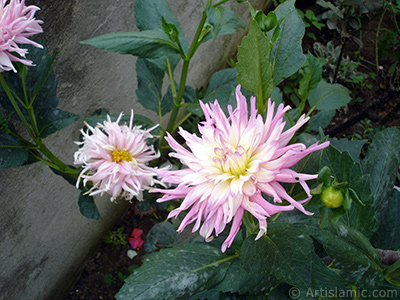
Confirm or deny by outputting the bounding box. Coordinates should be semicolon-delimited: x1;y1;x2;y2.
74;111;159;202
0;0;43;72
153;85;329;252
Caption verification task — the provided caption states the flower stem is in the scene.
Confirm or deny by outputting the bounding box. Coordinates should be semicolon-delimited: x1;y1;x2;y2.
159;4;210;153
0;73;36;140
0;73;77;176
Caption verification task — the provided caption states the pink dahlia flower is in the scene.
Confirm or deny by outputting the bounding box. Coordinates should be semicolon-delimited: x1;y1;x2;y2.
74;111;159;202
154;85;329;252
0;0;43;72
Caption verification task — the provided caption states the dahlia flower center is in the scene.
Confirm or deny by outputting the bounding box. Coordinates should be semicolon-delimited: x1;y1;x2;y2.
112;149;132;163
214;145;249;177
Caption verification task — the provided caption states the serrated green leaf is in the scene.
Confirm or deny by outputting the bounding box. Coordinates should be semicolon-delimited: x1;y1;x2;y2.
329;138;367;163
270;0;306;86
78;192;102;220
213;260;279;295
81;30;180;59
240;224;315;288
38;108;79;138
371;189;400;251
362;127;400;226
309;253;348;290
116;244;236;300
0;134;29;169
202;5;246;42
298;53;322;101
236;20;274;109
135;58;165;115
308;80;351;111
300;223;384;287
134;0;188;72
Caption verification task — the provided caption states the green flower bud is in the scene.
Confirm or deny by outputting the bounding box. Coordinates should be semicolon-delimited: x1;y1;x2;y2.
321;186;344;208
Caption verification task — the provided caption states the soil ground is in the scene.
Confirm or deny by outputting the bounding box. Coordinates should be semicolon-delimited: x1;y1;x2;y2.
64;3;400;300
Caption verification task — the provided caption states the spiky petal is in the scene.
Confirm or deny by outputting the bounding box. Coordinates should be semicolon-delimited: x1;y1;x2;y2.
153;85;329;252
0;0;43;72
74;111;159;202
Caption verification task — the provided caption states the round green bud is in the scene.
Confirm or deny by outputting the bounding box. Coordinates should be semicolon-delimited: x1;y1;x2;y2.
321;186;344;208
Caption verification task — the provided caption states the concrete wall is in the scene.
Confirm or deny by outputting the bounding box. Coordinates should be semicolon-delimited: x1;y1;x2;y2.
0;1;270;299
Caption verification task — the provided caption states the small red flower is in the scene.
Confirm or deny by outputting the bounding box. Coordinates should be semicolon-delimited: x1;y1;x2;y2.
128;228;144;249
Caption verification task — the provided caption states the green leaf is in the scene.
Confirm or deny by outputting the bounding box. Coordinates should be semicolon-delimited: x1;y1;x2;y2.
50;166;79;187
78;192;102;220
308;80;351;111
361;283;400;300
362;127;400;226
308;109;336;131
305;224;384;287
298;53;322;101
135;58;165;115
161;17;180;44
116;243;236;300
240;223;314;289
329;138;367;163
0;134;29;169
81;30;181;59
236;20;274;109
0;44;80;137
211;260;279;295
188;68;238;117
143;222;176;252
270;0;306;86
371;189;400;251
134;0;188;72
203;5;246;42
38;108;79;138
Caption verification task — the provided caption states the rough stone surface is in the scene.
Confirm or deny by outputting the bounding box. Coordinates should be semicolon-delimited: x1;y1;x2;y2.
0;1;270;299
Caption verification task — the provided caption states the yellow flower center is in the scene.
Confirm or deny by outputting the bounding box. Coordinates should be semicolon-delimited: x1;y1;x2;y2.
214;146;249;177
112;149;132;163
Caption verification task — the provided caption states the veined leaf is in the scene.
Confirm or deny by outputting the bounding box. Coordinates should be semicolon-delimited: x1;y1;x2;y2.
308;80;351;111
38;108;79;138
116;243;236;300
240;223;347;290
371;189;400;251
362;127;400;226
298;53;322;101
0;133;29;169
209;260;279;295
0;44;80;137
134;0;188;72
236;20;274;110
81;30;181;59
300;223;384;287
270;0;306;86
202;5;246;43
328;138;367;163
135;58;165;116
